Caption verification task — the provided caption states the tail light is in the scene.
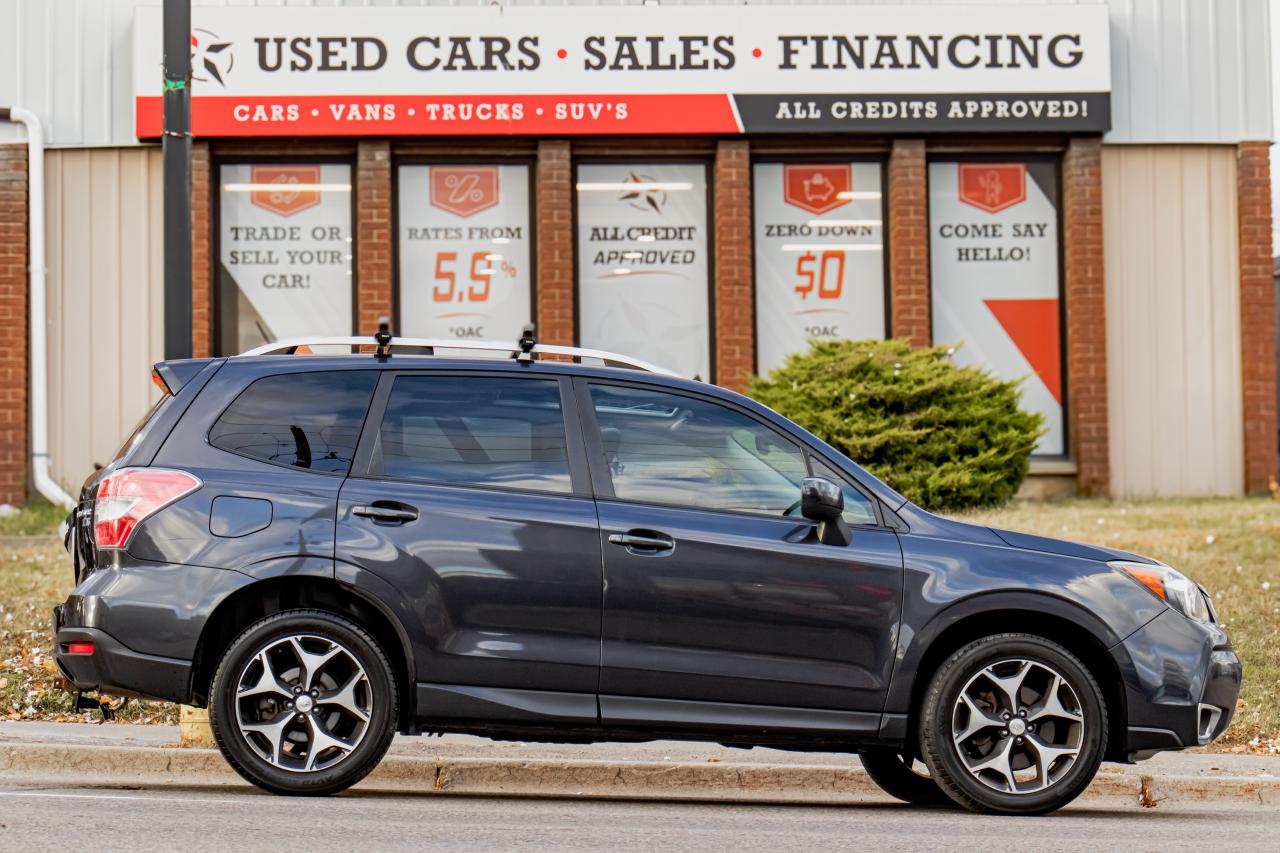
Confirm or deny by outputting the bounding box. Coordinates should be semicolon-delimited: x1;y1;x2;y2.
94;467;202;549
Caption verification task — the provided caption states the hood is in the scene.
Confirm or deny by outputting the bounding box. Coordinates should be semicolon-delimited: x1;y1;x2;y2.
988;527;1156;565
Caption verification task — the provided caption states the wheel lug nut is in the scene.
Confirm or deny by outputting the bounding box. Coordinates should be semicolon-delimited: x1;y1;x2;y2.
1016;737;1024;745
1019;710;1028;718
1002;712;1011;720
297;713;305;721
1001;729;1009;737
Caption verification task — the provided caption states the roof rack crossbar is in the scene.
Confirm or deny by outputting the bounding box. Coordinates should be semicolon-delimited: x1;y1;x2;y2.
237;336;679;377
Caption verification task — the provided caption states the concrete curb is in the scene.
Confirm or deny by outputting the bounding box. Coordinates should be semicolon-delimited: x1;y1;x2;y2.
3;741;1278;807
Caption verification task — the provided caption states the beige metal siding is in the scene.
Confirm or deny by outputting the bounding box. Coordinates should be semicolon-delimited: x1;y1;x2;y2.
1103;145;1244;496
45;146;164;490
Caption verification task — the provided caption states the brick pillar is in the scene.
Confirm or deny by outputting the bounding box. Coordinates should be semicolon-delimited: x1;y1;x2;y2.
356;141;392;335
535;141;574;346
1063;137;1110;496
713;140;753;392
0;144;28;504
888;140;929;346
1237;141;1278;494
191;142;212;358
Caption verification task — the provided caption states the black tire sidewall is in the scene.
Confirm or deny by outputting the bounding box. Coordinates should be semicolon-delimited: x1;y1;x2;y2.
860;748;953;806
209;609;398;796
920;634;1107;815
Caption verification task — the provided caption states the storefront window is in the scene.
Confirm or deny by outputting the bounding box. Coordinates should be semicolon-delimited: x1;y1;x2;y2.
576;163;711;380
929;159;1065;456
397;164;533;343
752;162;887;374
217;163;354;354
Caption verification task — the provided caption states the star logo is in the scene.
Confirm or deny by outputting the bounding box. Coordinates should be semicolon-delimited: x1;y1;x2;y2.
619;172;667;214
191;29;234;88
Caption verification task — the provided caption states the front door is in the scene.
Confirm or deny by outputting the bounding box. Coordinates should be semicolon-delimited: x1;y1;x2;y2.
336;371;602;721
579;380;903;731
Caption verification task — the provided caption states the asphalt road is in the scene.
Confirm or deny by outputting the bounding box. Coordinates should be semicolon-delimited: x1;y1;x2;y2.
0;782;1274;852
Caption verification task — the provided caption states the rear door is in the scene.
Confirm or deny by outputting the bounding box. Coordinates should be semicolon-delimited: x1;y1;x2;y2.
336;370;602;722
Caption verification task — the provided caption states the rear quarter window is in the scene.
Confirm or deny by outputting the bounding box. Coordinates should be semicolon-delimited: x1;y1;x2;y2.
209;371;376;473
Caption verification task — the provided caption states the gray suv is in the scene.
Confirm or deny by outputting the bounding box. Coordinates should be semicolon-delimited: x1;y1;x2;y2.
54;329;1240;815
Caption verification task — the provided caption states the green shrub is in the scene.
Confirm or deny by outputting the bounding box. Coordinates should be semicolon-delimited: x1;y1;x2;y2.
749;339;1044;512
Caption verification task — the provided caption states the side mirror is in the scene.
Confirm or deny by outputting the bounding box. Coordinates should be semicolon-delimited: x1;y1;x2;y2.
800;476;851;547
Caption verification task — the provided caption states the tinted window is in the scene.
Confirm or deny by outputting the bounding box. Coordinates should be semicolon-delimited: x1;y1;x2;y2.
209;371;376;473
808;456;879;526
374;376;571;493
590;384;807;515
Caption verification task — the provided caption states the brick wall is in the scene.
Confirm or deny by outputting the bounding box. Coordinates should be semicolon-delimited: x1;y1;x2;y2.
356;141;392;336
535;140;574;346
191;142;211;358
1237;141;1278;493
888;140;929;346
0;144;28;504
1063;137;1110;496
713;140;753;392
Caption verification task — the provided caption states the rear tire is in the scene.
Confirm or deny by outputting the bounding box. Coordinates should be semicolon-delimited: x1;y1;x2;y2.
860;749;953;806
209;609;398;796
919;633;1107;816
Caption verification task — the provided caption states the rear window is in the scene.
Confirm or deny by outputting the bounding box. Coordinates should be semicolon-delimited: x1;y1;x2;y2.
209;371;376;473
372;375;571;493
110;395;171;466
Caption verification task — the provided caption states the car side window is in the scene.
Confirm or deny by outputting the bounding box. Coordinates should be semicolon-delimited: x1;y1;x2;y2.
209;370;376;473
372;375;571;494
589;384;808;516
808;456;880;527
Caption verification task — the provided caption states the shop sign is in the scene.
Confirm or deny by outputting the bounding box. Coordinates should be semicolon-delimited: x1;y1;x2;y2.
219;163;353;349
753;162;887;375
576;164;710;379
134;6;1110;137
929;161;1064;455
398;164;533;343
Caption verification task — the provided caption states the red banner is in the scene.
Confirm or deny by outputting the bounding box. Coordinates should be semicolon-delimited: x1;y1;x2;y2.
134;94;742;138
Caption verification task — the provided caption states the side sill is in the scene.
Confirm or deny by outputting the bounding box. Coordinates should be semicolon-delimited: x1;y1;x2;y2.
600;694;881;734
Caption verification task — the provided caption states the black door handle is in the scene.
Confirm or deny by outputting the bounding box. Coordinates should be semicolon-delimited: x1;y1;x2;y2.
352;502;419;523
608;531;674;552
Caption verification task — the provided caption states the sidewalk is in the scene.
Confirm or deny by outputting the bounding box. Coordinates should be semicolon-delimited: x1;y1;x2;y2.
3;721;1278;807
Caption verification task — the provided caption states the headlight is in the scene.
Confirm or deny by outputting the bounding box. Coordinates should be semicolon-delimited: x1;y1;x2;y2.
1110;560;1213;622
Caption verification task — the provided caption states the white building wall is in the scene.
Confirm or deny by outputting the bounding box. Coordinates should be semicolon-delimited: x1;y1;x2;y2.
1;0;1273;147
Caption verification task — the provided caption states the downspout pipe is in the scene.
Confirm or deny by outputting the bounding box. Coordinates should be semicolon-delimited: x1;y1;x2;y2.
0;107;75;509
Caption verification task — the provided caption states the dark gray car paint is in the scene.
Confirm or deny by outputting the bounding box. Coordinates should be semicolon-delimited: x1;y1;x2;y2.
56;355;1241;761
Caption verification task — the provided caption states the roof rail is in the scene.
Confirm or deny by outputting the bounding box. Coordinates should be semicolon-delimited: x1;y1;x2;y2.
237;323;679;378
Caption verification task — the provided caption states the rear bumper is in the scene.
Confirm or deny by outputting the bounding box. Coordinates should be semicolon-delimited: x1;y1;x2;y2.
53;606;192;703
1113;609;1241;761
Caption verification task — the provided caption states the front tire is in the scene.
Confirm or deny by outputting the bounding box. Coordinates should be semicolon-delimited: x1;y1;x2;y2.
919;633;1107;815
209;609;398;796
860;749;953;806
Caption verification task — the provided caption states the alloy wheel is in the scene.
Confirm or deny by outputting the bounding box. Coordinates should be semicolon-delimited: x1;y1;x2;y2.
950;657;1085;794
234;634;373;773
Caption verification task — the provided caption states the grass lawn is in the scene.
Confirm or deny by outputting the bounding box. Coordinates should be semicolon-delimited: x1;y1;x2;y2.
1;497;1276;750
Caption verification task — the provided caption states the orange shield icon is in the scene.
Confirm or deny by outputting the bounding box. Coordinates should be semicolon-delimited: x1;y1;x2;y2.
249;166;322;217
957;163;1027;214
783;165;852;215
429;167;500;218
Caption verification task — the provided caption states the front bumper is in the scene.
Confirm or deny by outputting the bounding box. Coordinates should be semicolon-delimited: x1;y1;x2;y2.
53;605;192;703
1113;609;1241;760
